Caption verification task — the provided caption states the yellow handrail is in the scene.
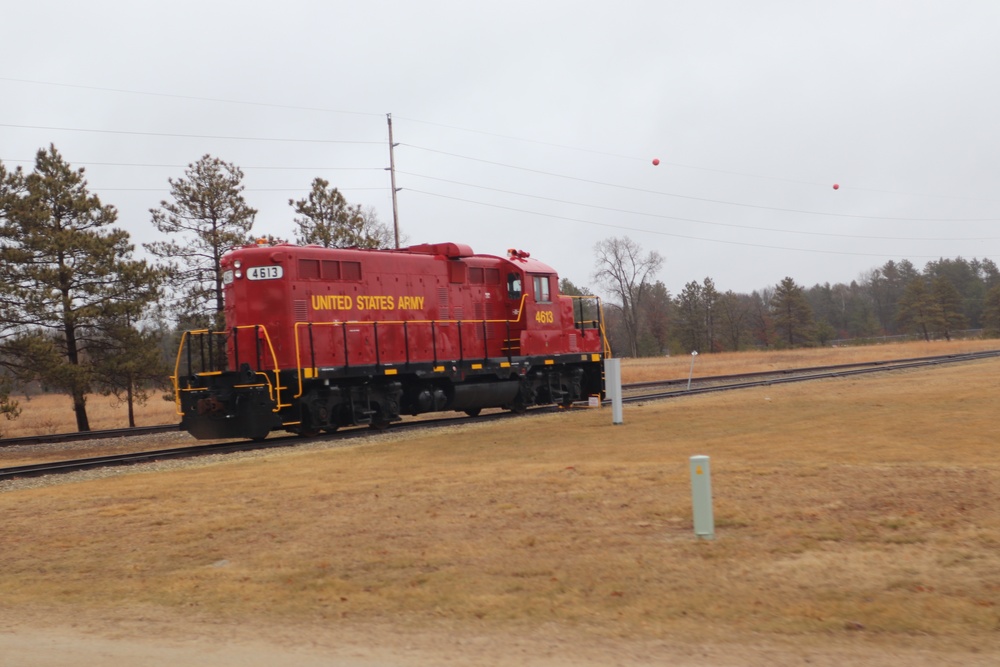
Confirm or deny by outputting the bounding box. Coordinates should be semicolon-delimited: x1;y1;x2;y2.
289;293;609;397
174;325;290;414
563;294;611;358
172;329;209;415
291;314;525;398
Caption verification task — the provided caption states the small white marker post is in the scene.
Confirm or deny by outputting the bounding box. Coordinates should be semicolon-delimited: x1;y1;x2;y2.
686;350;699;391
690;455;714;540
604;357;623;425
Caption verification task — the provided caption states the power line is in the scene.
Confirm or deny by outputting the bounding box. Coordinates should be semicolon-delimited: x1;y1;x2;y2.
0;158;385;171
0;77;841;201
0;76;383;119
395;115;843;189
0;123;384;144
400;144;1000;223
6;75;1000;205
94;187;385;192
394;115;645;161
407;188;996;260
397;171;1000;242
392;116;1000;204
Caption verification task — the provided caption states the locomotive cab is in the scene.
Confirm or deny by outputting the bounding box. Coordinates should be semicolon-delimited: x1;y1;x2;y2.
503;250;574;357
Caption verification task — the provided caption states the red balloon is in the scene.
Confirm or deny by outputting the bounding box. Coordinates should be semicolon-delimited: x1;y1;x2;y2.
652;158;660;166
832;183;840;190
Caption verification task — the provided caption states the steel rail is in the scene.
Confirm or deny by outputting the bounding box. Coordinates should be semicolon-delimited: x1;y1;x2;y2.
0;439;288;480
623;349;1000;390
0;424;180;448
617;349;1000;403
0;412;517;481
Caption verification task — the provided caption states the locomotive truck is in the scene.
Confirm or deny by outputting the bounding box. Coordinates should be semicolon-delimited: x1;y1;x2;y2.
173;241;608;440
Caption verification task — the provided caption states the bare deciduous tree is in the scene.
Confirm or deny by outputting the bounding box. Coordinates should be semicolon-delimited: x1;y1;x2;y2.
592;236;663;357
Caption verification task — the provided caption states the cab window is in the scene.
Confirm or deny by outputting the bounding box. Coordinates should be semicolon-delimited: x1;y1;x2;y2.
507;273;522;300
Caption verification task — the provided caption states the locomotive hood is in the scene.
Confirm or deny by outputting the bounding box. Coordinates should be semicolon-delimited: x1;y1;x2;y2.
223;241;560;276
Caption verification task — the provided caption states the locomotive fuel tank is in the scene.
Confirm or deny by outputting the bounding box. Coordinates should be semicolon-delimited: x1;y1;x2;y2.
447;380;521;411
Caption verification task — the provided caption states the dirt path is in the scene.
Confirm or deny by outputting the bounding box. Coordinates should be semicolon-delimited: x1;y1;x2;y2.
1;613;996;667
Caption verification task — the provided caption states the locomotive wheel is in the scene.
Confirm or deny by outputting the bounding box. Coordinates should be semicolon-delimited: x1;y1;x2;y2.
296;405;322;437
464;408;482;417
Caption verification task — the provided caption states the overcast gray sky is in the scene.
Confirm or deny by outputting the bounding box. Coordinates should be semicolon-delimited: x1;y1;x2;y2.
4;1;1000;297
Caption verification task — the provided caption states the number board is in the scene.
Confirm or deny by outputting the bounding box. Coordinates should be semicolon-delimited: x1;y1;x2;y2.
247;265;284;281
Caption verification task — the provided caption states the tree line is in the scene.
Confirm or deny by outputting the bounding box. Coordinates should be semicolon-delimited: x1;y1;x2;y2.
580;236;1000;358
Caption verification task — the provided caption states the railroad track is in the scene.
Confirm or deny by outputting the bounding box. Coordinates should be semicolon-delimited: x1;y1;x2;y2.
620;349;1000;400
0;411;515;481
0;423;179;448
3;349;998;481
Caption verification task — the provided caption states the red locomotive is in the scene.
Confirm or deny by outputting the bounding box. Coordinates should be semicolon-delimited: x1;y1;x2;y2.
173;241;607;440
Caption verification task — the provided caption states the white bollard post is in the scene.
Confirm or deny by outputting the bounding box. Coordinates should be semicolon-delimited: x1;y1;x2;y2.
686;350;698;391
604;358;623;425
690;455;714;540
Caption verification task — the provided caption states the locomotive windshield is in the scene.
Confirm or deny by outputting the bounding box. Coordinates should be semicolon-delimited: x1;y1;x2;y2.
531;275;551;303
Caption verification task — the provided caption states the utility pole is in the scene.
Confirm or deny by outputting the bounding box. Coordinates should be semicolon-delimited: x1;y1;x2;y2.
386;113;401;249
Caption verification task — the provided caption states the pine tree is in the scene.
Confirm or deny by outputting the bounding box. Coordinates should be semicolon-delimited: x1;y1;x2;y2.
89;313;172;428
701;277;720;352
717;291;752;351
674;281;705;353
290;178;391;249
0;160;25;424
640;281;671;355
770;277;814;347
896;278;942;341
0;146;163;431
749;290;776;349
147;155;257;328
932;275;967;341
982;285;1000;337
868;259;919;334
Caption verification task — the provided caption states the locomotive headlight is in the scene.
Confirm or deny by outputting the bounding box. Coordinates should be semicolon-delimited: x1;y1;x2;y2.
233;259;242;269
234;270;243;279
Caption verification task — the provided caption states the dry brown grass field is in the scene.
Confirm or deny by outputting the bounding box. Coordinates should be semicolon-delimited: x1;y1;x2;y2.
3;338;998;438
1;340;998;665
